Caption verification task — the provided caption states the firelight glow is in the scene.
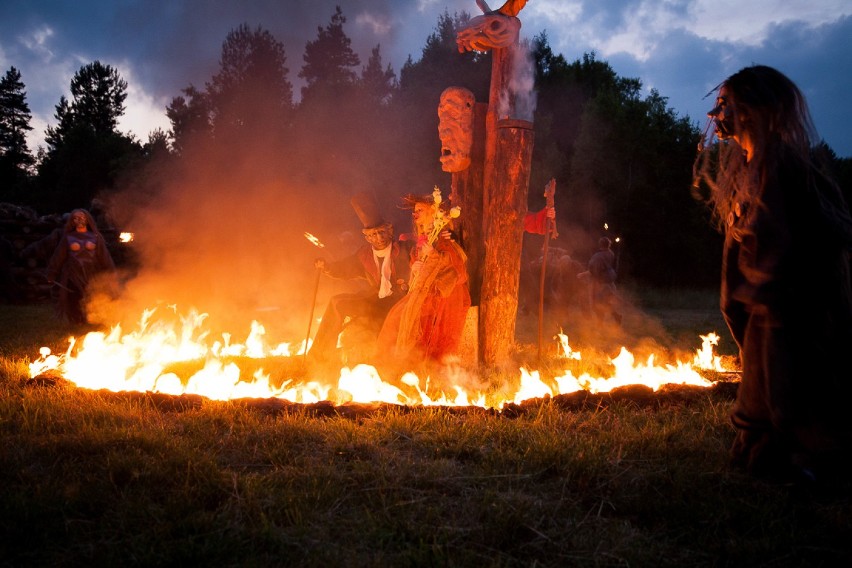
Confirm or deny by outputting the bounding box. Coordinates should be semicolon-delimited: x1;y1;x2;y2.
28;306;729;408
304;232;325;248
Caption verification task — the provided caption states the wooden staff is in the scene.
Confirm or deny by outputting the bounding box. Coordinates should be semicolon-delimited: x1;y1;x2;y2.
304;265;322;359
537;178;558;361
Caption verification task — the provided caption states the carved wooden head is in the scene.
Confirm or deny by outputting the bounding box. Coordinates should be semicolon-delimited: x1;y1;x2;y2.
438;86;476;173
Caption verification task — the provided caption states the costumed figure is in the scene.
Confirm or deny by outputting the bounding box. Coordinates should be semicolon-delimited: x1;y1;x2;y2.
378;188;470;363
694;65;852;481
46;208;116;325
309;191;411;364
584;237;621;324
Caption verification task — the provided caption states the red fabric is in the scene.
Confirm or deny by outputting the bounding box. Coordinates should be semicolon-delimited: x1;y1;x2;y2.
523;208;548;234
378;237;470;362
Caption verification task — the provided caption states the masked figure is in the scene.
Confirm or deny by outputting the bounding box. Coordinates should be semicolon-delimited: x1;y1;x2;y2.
309;192;411;365
46;208;116;325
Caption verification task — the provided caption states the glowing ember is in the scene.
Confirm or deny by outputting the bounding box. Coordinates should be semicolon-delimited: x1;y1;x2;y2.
28;306;729;408
304;232;325;248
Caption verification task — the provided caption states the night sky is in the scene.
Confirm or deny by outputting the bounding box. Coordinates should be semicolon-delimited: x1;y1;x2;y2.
1;0;850;157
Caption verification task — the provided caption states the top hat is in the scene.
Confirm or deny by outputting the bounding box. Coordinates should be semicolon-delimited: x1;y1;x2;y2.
350;191;387;229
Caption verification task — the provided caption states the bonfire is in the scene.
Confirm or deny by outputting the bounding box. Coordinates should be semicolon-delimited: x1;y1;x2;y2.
28;304;732;408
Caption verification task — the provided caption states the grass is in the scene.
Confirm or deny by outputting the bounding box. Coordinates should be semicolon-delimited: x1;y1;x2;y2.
1;293;850;566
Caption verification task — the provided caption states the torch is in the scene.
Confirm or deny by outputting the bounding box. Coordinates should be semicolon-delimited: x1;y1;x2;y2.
303;232;325;359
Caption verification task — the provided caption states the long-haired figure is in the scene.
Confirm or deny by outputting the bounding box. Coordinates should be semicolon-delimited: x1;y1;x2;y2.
694;65;852;481
378;192;470;365
46;208;116;325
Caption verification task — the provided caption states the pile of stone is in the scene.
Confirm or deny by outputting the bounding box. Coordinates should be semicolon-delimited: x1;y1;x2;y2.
0;202;66;302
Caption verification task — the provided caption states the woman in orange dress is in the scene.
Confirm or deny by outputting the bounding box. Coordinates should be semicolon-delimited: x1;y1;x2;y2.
378;192;470;364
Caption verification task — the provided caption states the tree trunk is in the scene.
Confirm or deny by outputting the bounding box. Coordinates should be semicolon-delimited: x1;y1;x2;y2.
452;102;487;307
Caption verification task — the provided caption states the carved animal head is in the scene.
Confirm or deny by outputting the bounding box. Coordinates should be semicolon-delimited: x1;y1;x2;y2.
456;14;521;52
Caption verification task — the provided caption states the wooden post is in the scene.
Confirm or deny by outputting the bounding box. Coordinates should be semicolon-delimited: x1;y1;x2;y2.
453;102;487;306
480;118;534;366
483;46;513;202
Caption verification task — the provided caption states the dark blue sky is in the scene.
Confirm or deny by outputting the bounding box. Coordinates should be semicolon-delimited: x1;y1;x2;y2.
2;0;850;156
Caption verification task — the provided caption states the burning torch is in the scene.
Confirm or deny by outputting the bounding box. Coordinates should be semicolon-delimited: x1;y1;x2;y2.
303;232;325;358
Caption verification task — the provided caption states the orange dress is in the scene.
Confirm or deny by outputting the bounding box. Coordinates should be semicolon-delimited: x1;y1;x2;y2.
378;236;470;362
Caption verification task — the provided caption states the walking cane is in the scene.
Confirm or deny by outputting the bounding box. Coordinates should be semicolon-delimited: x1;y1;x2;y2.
304;264;322;359
538;179;558;361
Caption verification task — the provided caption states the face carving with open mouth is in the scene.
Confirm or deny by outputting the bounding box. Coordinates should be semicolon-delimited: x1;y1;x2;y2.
438;86;476;173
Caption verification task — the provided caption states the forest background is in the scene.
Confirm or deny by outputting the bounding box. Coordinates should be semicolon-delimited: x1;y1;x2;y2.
2;7;850;320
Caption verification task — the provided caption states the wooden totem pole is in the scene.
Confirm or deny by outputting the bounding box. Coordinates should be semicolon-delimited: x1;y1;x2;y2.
446;0;534;366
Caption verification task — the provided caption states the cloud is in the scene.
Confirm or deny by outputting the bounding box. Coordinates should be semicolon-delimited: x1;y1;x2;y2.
521;1;852;154
355;10;395;36
687;0;851;44
115;61;172;142
18;25;56;61
2;1;851;155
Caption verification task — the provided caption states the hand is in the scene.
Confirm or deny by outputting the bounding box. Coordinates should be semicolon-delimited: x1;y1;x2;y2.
440;229;453;241
411;260;424;277
546;206;556;219
314;258;326;270
420;242;434;257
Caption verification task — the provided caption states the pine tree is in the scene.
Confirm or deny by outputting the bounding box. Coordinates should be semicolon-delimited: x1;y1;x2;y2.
299;6;360;105
44;61;128;149
359;44;397;106
0;66;35;172
207;24;293;139
37;61;138;212
166;86;211;155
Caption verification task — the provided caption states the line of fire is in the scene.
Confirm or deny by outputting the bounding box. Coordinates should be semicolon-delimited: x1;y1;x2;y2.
26;2;740;410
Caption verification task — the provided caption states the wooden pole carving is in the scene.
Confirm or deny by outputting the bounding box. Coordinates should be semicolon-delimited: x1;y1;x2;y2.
453;1;534;367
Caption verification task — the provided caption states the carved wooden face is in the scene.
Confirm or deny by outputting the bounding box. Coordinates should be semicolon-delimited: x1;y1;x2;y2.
438;87;475;173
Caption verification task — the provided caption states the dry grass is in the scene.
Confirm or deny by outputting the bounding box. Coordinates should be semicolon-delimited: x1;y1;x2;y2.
1;296;850;566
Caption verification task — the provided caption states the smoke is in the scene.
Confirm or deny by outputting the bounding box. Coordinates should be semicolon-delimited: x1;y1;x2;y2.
95;126;408;345
498;40;537;121
77;2;462;348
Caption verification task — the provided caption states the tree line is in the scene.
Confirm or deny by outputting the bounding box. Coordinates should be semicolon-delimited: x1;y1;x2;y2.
1;7;849;287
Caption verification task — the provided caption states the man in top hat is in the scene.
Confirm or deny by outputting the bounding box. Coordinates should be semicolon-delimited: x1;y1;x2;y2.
308;191;412;364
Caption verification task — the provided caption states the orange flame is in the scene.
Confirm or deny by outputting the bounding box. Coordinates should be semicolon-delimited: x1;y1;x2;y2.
28;306;729;408
304;232;325;248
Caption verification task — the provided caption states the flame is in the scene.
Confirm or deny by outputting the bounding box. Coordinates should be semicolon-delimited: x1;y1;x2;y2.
691;332;729;371
28;307;728;408
119;232;134;243
304;232;325;248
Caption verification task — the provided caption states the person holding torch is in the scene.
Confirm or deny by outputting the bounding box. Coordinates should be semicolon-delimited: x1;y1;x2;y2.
308;191;411;365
